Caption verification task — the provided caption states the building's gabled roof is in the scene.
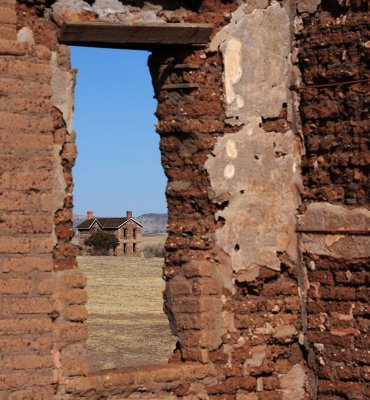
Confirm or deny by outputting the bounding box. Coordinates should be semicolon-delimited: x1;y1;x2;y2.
76;218;96;230
76;217;143;230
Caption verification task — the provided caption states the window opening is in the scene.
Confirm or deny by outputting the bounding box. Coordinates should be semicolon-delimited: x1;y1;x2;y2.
71;47;175;370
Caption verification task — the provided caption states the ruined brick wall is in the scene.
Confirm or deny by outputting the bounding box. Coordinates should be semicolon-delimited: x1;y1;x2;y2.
0;0;368;399
0;0;89;398
297;1;370;399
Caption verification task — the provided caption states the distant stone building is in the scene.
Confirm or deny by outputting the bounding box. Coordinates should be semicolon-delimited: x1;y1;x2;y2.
76;211;143;256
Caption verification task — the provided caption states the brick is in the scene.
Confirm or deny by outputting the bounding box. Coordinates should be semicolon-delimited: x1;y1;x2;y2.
192;278;221;295
0;0;16;6
0;372;28;390
150;365;182;382
0;58;8;75
59;289;88;305
60;359;89;376
0;318;52;334
319;380;364;396
10;297;54;314
0;26;16;40
262;282;297;297
180;329;222;348
28;82;53;97
319;286;356;301
0;338;29;353
29;236;54;253
0;191;38;212
8;387;55;400
208;376;256;394
99;371;136;388
0;7;16;24
1;215;53;234
1;256;53;273
166;278;192;296
0;170;11;189
0;237;30;254
0;40;26;56
181;363;213;380
59;271;87;288
63;305;88;321
12;97;53;114
0;336;52;353
40;193;54;212
0;77;24;95
32;373;54;386
54;322;88;341
31;336;54;351
10;171;53;191
0;96;9;111
0;278;31;294
0;111;54;132
9;60;51;83
32;45;51;61
0;153;51;179
183;261;213;278
176;312;217;330
37;278;54;295
2;355;53;370
1;133;53;152
181;347;209;363
171;295;221;313
65;376;99;394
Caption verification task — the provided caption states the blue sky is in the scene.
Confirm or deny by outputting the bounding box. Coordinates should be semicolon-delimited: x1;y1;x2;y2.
71;47;167;217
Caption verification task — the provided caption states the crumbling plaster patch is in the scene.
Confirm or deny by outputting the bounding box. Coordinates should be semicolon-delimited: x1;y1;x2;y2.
206;2;303;279
50;48;76;134
299;203;370;259
279;364;306;400
206;120;301;273
211;2;291;124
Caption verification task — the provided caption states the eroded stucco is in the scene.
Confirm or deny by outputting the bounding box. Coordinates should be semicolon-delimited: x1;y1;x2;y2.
211;3;291;125
206;1;302;289
50;48;76;134
206;121;301;273
299;203;370;259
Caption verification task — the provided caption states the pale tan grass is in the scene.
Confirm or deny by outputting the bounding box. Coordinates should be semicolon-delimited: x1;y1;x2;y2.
141;233;167;248
78;256;176;370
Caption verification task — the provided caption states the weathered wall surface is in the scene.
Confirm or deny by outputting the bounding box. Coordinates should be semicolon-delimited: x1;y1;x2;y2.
0;0;368;399
203;2;310;399
0;1;89;399
296;1;370;398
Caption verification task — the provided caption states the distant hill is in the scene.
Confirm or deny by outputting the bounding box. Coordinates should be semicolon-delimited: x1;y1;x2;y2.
136;213;168;234
73;214;86;230
73;213;167;234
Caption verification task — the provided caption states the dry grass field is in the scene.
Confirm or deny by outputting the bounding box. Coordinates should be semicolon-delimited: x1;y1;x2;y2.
142;232;167;247
78;253;176;371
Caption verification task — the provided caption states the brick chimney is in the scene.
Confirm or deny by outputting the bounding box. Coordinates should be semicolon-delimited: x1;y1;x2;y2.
87;211;94;219
126;210;132;218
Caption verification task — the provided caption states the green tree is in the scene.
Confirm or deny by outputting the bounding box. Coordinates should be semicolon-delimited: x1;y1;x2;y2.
84;231;119;255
